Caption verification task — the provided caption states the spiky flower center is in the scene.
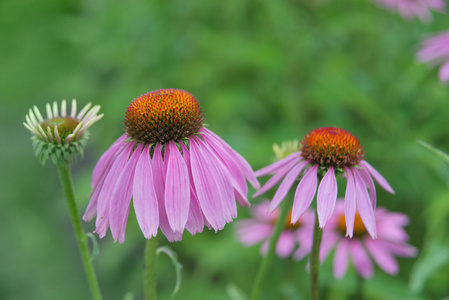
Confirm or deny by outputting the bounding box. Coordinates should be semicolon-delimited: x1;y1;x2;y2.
40;117;80;142
300;127;364;167
124;89;204;144
337;212;367;237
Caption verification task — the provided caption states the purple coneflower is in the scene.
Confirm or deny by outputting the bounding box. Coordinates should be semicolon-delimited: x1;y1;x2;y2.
417;30;449;83
321;201;417;278
374;0;445;23
83;89;259;243
236;201;314;259
24;99;103;165
254;127;394;238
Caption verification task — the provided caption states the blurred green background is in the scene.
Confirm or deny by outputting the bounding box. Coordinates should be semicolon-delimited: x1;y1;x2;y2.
2;0;449;299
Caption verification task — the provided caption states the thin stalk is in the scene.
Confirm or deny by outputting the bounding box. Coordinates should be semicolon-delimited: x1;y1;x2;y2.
310;211;323;300
144;235;159;300
250;199;291;300
355;273;364;300
57;162;103;300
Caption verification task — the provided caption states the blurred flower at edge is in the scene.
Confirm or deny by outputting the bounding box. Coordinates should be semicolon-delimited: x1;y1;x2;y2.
320;200;418;278
236;201;315;260
417;30;449;83
373;0;445;23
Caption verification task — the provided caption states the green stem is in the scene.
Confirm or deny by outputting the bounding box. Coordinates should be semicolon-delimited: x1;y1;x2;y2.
310;211;323;300
57;162;103;300
250;199;291;300
354;273;364;300
144;235;159;300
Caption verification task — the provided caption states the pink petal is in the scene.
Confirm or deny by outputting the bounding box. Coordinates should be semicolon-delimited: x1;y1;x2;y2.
350;239;374;278
384;241;418;257
438;60;449;82
333;239;349;278
109;145;141;243
317;166;338;228
152;142;182;242
365;238;399;275
189;137;226;231
236;221;273;246
253;162;297;198
291;165;318;223
165;141;190;233
201;128;260;189
94;142;134;238
133;144;159;239
361;161;395;194
255;152;302;177
276;231;296;258
269;161;308;212
202;134;249;206
91;134;128;189
358;165;377;208
343;167;356;238
353;169;377;239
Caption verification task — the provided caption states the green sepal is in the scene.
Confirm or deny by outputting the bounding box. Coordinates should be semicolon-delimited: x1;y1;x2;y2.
31;131;90;166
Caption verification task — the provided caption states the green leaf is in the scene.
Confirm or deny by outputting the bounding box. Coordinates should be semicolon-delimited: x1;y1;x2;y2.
122;292;134;300
417;140;449;165
87;233;100;262
156;246;182;297
409;239;449;293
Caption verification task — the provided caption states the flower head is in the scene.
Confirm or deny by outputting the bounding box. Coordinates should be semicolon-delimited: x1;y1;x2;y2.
320;201;417;278
24;99;103;165
373;0;445;23
254;127;394;238
84;89;259;243
417;30;449;83
236;201;315;259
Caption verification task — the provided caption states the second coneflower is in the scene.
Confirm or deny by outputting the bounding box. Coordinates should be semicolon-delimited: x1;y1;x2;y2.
83;89;259;243
254;127;394;238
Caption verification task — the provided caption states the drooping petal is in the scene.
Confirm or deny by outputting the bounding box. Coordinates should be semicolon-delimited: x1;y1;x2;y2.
361;161;394;194
365;238;399;275
94;142;134;238
109;145;141;243
201;128;260;189
343;166;356;238
253;162;297;199
255;152;302;177
165;141;190;233
152;142;182;242
353;169;377;239
350;239;374;278
333;239;350;278
291;165;318;223
133;144;159;238
358;165;377;208
91;134;129;189
189;137;226;231
317;166;338;228
202;134;249;206
269;161;308;212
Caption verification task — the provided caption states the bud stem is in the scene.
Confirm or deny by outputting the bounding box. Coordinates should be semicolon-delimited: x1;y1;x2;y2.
57;162;103;300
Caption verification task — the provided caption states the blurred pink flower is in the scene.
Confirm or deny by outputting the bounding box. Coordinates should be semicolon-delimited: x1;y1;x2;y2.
83;89;259;243
417;30;449;82
320;201;417;279
236;201;315;259
374;0;445;22
254;127;394;239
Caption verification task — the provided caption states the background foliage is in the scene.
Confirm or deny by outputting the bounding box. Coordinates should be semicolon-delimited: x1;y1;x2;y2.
1;0;449;299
